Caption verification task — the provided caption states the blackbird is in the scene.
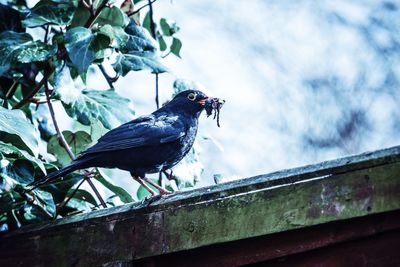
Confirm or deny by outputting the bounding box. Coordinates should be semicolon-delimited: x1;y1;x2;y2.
29;90;224;196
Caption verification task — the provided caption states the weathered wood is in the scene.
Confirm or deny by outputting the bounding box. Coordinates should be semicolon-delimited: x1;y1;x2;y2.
135;210;400;267
1;145;400;266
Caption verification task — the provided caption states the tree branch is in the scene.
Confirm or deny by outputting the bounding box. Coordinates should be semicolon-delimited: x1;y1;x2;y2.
126;0;158;17
44;80;107;209
98;64;119;89
84;0;109;28
12;76;47;109
155;73;159;109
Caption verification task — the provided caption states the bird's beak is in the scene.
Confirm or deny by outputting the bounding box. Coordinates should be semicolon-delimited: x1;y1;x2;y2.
197;97;210;106
197;97;225;106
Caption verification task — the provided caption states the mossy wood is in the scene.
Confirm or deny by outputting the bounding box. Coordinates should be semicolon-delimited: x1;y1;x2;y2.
1;146;400;266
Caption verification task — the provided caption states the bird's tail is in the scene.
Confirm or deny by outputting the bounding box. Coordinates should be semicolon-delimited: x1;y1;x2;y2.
28;163;81;191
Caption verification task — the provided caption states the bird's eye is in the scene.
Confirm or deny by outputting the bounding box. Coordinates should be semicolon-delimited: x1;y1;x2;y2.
187;93;197;101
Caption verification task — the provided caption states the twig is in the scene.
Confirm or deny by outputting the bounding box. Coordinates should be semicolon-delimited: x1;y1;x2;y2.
126;0;158;16
98;64;119;89
5;78;20;99
12;76;47;109
44;25;50;43
44;80;107;208
147;0;156;38
155;73;159;109
81;0;93;13
84;0;109;28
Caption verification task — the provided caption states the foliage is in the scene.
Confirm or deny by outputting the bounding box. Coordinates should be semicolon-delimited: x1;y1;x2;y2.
0;0;194;231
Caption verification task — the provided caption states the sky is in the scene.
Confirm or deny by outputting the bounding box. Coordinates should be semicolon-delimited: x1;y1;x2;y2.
97;0;400;187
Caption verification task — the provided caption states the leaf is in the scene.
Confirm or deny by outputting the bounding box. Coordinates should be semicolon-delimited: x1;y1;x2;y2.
69;1;91;28
41;172;84;204
71;189;98;206
0;192;25;215
158;36;167;51
136;179;158;200
0;4;24;33
61;89;135;129
171;37;182;58
22;0;77;28
0;31;57;76
47;130;92;166
95;169;133;203
99;25;129;49
0;106;40;157
64;27;96;73
159;18;180;37
112;19;168;76
93;6;127;27
10;159;34;184
0;141;46;174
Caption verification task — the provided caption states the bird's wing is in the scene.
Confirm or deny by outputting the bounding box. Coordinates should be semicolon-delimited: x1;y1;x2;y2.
81;114;186;155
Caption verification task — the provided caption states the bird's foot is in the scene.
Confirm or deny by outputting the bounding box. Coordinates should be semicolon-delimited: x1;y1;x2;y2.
141;176;172;195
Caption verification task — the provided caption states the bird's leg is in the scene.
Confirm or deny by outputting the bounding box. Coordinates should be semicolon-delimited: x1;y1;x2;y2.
132;175;157;196
141;176;172;195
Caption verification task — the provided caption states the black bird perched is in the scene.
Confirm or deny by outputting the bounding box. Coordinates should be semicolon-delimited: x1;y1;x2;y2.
29;90;224;196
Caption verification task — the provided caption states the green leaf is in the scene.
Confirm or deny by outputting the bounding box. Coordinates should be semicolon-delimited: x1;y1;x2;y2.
0;106;40;157
71;189;98;206
99;25;129;49
0;31;57;76
142;11;151;36
61;89;135;129
22;0;77;28
171;37;182;58
41;172;84;204
93;6;127;27
0;4;24;33
69;1;91;28
47;130;92;166
113;19;167;75
159;18;180;37
94;169;133;203
0;191;25;215
0;141;46;174
10;159;34;184
158;36;167;51
136;179;158;200
64;27;96;73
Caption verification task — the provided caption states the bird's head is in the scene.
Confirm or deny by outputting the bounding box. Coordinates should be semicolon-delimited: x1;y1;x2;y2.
160;90;225;125
166;90;212;116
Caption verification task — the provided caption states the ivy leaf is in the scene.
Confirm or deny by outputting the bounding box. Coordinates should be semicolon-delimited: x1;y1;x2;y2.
99;25;129;49
158;36;167;52
0;4;24;33
0;141;46;174
171;37;182;58
136;179;158;200
10;159;35;185
159;18;180;37
94;169;133;203
112;20;168;76
47;130;92;166
70;189;98;207
0;31;57;76
41;173;84;204
69;1;91;28
22;0;77;28
64;27;96;73
61;89;135;129
93;6;127;27
0;106;40;157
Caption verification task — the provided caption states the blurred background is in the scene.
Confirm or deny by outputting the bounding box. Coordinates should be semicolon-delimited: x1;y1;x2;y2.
66;0;400;188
